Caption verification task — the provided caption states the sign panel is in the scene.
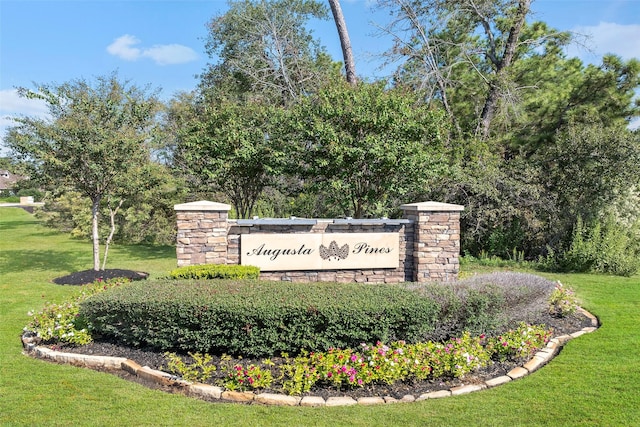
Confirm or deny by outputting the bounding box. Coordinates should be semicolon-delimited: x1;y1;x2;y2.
241;233;399;271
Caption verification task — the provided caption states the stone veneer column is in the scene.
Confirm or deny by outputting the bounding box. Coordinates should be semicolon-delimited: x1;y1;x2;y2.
400;201;464;282
174;201;231;267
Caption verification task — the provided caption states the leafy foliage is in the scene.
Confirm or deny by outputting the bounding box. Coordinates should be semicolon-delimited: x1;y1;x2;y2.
24;278;129;346
548;282;579;318
201;0;336;105
485;323;552;362
160;325;550;395
168;264;260;280
80;273;558;358
286;80;449;218
5;73;163;269
81;280;442;357
171;99;285;218
164;352;217;382
538;215;640;276
219;359;275;391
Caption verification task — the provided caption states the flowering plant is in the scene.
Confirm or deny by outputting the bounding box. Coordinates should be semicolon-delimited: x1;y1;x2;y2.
280;333;492;394
164;352;217;382
221;362;274;391
548;282;578;317
25;301;92;345
24;278;128;346
486;323;551;362
158;326;553;395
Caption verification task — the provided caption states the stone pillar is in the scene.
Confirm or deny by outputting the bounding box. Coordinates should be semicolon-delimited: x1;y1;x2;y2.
174;201;231;267
400;201;464;282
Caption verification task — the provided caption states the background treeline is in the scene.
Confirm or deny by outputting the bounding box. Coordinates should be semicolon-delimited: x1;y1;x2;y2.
4;0;639;274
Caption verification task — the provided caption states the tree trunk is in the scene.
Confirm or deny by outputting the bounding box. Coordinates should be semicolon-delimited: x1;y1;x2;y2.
477;0;531;139
91;197;101;271
102;198;124;270
328;0;357;85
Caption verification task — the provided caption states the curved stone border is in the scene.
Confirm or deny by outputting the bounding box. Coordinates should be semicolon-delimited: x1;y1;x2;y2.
22;307;598;407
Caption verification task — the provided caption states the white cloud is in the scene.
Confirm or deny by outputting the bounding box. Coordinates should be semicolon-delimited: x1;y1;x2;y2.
107;34;142;61
142;44;199;65
0;89;49;117
107;34;198;65
0;88;51;155
567;22;640;62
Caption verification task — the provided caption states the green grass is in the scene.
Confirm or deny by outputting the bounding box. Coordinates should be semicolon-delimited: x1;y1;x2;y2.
1;207;639;426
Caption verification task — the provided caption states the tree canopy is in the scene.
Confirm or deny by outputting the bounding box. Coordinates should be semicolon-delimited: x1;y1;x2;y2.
5;73;162;270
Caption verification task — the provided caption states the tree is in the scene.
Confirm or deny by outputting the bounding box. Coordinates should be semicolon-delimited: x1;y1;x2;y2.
5;73;161;271
378;0;548;139
201;0;337;105
172;98;284;218
328;0;357;84
540;115;640;244
287;80;448;218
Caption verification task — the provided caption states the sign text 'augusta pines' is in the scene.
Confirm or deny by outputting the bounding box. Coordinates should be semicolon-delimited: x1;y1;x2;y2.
241;233;399;271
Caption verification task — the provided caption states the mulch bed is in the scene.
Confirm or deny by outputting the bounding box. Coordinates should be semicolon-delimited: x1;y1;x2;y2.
53;269;149;285
54;309;594;401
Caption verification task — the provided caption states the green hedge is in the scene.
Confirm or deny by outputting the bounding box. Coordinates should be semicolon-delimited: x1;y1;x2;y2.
80;280;441;357
168;264;260;280
81;274;553;358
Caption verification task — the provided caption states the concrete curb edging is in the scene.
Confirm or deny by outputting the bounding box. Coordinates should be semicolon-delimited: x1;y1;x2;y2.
23;307;599;407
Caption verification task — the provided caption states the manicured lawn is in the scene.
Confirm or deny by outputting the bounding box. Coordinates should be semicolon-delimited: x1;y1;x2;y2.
1;207;639;426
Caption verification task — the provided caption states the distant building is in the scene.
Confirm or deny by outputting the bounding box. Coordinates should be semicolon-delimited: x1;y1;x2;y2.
0;169;26;193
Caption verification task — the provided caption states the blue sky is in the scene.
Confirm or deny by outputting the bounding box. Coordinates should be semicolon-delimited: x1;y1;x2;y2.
1;0;640;153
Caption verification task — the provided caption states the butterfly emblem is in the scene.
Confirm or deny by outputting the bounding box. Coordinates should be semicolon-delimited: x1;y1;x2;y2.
319;240;349;261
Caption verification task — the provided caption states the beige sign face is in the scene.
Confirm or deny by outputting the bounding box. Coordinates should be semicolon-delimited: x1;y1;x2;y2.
241;233;399;271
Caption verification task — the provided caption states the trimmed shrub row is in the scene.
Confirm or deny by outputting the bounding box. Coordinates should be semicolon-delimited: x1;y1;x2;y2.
168;264;260;280
80;280;441;357
80;273;556;358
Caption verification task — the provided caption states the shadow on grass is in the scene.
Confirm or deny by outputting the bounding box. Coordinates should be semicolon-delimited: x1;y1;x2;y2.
0;219;39;230
0;213;64;238
0;244;175;273
0;249;87;275
113;243;175;261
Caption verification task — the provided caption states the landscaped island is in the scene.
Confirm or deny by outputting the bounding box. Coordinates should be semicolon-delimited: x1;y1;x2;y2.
24;270;588;399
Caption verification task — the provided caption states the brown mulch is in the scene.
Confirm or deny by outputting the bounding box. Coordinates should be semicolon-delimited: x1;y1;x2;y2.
52;269;149;285
54;309;594;401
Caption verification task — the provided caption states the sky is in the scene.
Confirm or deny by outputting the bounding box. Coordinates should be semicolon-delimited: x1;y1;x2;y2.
1;0;640;154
